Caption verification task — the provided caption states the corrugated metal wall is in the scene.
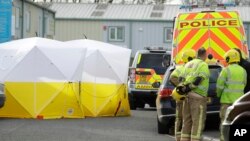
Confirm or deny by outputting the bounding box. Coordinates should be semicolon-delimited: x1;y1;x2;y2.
131;21;172;56
55;18;250;57
55;20;103;41
102;21;173;56
54;20;181;57
44;11;55;39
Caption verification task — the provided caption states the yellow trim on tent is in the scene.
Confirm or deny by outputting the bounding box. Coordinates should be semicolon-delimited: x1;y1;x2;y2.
80;83;131;117
0;82;84;119
0;82;131;118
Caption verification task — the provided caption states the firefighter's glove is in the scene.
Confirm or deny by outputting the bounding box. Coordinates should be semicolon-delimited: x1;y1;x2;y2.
184;84;192;93
176;84;192;94
176;85;185;95
176;84;191;95
178;77;185;83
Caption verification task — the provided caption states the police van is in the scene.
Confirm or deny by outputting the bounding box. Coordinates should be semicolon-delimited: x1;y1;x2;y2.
172;10;249;66
128;47;171;110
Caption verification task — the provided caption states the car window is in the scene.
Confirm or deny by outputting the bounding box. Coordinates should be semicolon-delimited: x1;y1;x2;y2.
209;67;221;83
136;53;170;68
164;66;221;86
164;69;174;87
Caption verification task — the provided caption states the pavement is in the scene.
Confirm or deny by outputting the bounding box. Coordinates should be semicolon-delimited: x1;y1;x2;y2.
203;136;220;141
144;104;220;141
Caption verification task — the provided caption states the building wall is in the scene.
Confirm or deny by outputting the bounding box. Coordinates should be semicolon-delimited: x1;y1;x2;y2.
23;2;42;38
244;23;250;52
55;19;250;57
12;0;55;40
55;19;173;53
102;21;173;56
55;19;175;57
12;0;23;39
44;11;55;39
130;21;172;56
103;21;130;49
55;20;103;41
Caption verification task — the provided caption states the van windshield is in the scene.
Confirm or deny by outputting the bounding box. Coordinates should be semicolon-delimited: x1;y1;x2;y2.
136;53;170;68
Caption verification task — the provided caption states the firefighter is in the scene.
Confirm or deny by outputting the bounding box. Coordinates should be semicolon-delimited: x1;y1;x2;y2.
162;54;171;67
177;47;210;141
234;48;250;93
170;49;196;141
205;54;217;65
216;49;247;141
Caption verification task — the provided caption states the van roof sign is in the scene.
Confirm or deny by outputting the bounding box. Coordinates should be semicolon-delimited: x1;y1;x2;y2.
179;19;239;29
172;11;249;66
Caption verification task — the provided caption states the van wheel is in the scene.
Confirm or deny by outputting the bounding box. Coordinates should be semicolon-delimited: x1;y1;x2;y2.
129;93;136;110
157;116;169;134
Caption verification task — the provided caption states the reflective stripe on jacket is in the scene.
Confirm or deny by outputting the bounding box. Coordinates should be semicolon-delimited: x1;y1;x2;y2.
216;64;247;104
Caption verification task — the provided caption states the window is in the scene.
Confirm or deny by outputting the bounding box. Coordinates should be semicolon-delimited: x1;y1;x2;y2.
25;11;31;32
164;27;173;42
166;69;174;86
136;53;169;75
166;66;222;86
15;7;20;29
108;26;125;42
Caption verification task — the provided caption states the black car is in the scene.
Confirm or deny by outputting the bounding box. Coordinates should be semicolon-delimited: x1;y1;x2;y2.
222;91;250;141
156;64;222;134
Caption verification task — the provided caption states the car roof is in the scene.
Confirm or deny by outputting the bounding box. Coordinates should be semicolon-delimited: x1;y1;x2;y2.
136;50;171;54
164;64;223;80
163;64;223;88
169;64;223;69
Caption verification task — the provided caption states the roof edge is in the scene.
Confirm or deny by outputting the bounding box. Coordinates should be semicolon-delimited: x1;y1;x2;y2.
24;0;56;13
55;17;173;22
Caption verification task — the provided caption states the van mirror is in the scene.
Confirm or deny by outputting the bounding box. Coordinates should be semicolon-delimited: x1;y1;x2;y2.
242;40;247;45
172;16;176;30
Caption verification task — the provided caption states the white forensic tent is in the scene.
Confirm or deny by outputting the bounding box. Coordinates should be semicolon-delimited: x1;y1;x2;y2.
0;37;86;119
66;39;131;117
